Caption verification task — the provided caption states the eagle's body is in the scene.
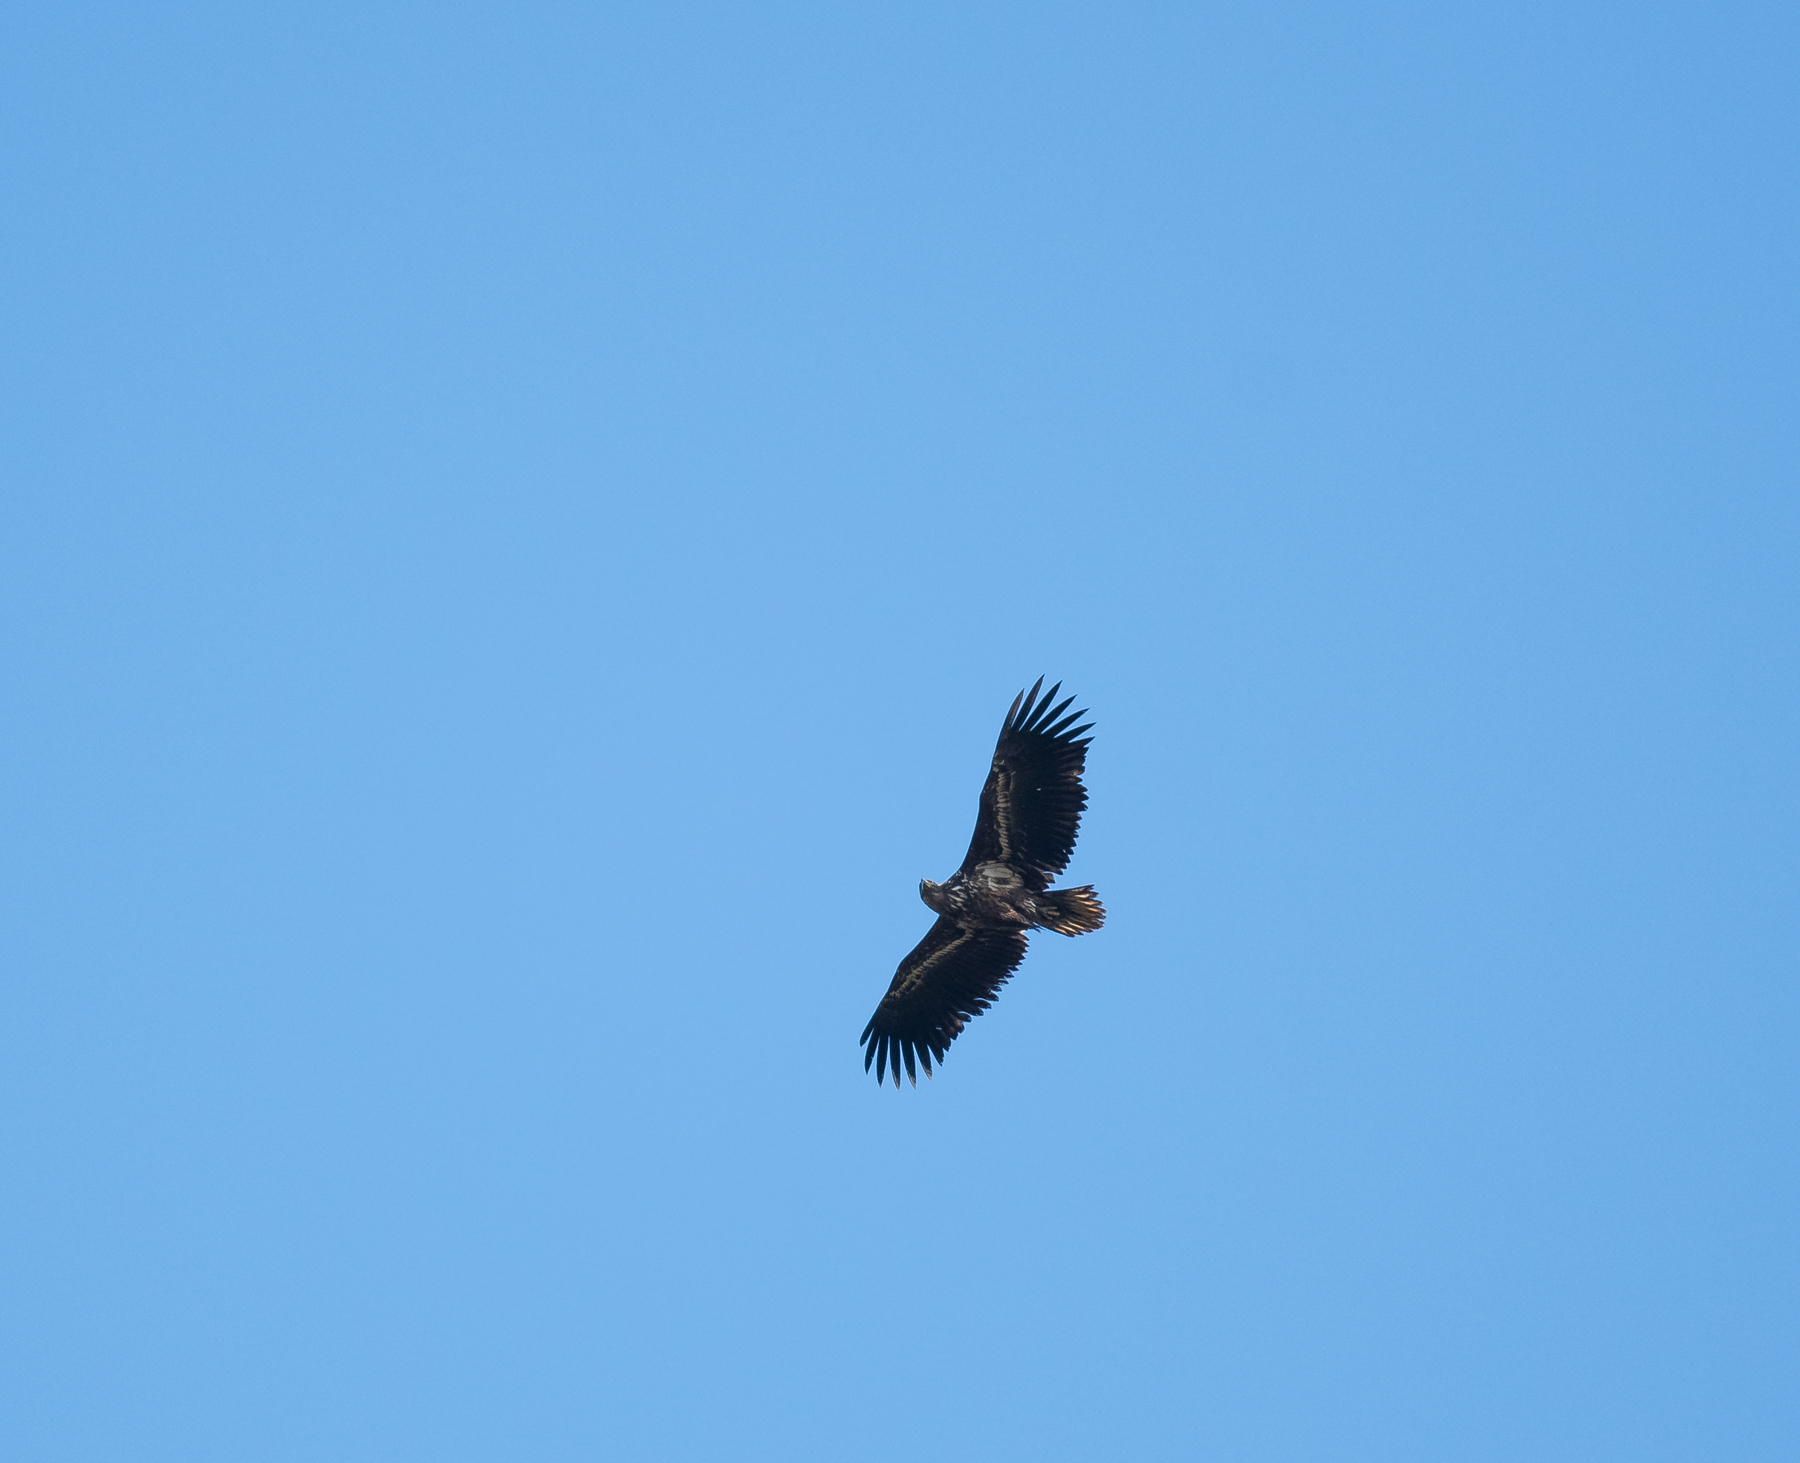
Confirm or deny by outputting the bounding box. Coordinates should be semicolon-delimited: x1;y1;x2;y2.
860;679;1104;1086
920;861;1101;935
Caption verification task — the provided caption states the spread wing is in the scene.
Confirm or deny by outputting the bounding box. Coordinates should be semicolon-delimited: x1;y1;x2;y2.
960;678;1094;888
859;916;1029;1087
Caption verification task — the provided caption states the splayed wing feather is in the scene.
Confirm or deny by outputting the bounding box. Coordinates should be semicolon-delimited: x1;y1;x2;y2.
859;916;1030;1084
961;678;1095;886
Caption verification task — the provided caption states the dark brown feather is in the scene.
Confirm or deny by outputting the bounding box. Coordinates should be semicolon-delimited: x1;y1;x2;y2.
859;917;1030;1087
959;678;1094;888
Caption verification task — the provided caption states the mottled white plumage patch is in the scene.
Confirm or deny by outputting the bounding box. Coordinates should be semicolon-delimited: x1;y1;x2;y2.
973;860;1022;891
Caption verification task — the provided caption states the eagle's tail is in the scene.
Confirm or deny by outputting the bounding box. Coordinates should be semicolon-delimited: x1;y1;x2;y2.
1038;885;1105;936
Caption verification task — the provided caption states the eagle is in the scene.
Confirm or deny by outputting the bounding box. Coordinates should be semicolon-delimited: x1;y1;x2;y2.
860;678;1105;1086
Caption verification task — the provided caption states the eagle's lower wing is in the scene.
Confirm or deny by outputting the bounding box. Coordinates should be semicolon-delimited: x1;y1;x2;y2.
960;678;1094;885
860;916;1029;1086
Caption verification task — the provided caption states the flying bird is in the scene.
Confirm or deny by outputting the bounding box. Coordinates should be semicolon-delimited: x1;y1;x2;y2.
860;678;1104;1086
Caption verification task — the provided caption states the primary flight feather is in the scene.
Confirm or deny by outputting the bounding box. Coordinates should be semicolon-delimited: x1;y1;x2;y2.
860;678;1105;1086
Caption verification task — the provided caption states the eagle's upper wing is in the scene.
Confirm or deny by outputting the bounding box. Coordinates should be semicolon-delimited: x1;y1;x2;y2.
860;916;1029;1086
959;678;1094;887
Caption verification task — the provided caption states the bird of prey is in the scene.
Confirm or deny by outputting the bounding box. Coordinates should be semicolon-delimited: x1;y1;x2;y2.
860;678;1104;1086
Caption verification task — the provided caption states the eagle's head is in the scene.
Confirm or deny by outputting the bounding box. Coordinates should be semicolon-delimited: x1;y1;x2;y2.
919;878;947;914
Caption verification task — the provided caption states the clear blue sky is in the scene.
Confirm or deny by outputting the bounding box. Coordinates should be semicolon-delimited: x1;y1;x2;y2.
4;3;1795;1459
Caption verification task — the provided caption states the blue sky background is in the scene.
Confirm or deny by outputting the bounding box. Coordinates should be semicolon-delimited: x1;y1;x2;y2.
4;3;1796;1459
